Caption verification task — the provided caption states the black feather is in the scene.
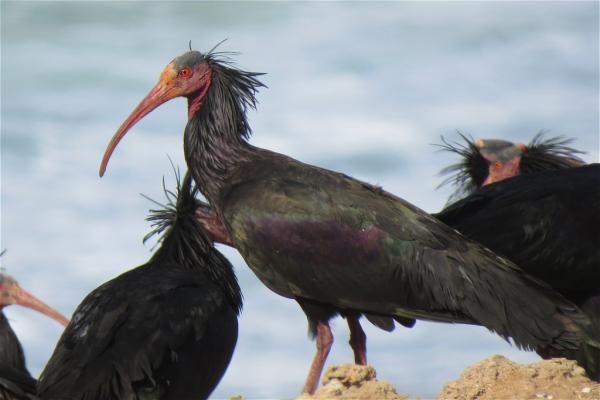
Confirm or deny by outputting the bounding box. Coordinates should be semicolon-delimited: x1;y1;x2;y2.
436;132;488;201
38;170;242;399
143;170;242;312
184;50;266;203
141;48;596;391
0;315;37;400
521;131;586;174
437;164;600;381
1;257;38;400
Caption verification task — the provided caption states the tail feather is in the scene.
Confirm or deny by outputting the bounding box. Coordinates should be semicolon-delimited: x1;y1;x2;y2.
578;294;600;382
577;335;600;382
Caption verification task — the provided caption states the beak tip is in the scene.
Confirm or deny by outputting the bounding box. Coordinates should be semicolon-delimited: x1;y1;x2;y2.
98;162;107;177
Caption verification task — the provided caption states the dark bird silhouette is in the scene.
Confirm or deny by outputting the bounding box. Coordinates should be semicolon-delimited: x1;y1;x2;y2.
99;49;594;394
436;164;600;381
38;171;242;400
437;132;586;201
0;270;69;400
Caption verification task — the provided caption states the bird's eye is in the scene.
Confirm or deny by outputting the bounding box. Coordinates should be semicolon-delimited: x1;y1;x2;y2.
178;67;192;79
493;161;502;170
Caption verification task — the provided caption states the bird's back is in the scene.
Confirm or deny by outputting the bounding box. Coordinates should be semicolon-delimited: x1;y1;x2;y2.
219;151;589;353
39;172;241;400
38;263;238;400
436;164;600;291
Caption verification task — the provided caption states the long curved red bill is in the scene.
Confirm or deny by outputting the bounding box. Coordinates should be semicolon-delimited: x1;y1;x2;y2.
15;286;69;327
99;72;178;177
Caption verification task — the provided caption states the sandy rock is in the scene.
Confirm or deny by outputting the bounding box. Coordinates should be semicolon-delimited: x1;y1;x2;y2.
438;355;600;400
297;364;407;400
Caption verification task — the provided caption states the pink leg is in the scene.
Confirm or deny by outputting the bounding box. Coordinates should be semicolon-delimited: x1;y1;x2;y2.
301;320;334;394
347;314;367;365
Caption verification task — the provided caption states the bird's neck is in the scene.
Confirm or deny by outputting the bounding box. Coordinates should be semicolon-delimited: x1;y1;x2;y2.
184;119;252;206
0;312;28;373
151;220;243;313
146;172;242;312
183;72;256;207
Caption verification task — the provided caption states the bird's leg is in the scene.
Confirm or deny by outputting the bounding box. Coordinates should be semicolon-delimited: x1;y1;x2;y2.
347;313;367;365
301;320;334;395
195;208;234;246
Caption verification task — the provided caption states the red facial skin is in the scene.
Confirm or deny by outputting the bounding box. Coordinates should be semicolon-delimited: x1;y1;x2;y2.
476;141;526;186
99;61;212;177
482;155;522;186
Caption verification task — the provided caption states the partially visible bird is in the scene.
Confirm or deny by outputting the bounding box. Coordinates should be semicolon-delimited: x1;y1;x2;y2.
98;48;596;394
38;171;242;400
436;164;600;381
0;270;69;400
437;132;586;201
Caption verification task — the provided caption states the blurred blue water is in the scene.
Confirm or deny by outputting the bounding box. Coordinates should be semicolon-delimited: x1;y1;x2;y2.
1;2;598;398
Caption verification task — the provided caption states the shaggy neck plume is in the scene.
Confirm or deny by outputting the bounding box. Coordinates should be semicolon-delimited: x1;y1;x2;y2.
183;60;262;207
146;174;242;312
151;220;242;312
437;134;488;201
521;133;585;174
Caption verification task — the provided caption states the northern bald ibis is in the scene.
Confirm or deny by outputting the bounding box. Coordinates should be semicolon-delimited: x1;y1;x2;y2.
438;132;585;201
38;172;242;399
99;49;593;394
0;271;68;400
436;164;600;380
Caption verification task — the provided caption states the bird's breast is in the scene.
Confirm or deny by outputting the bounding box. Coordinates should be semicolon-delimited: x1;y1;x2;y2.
230;215;389;301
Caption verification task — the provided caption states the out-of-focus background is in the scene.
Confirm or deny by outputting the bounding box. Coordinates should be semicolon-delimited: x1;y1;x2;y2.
1;2;598;398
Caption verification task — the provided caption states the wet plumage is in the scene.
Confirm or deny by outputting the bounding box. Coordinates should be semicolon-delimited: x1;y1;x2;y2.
100;49;595;393
437;132;585;201
38;172;242;400
436;164;600;380
0;313;37;400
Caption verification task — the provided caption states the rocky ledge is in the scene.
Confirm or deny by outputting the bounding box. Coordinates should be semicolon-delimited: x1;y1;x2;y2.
294;355;599;400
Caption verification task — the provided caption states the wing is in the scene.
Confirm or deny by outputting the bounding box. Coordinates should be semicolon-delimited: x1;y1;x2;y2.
38;265;233;400
0;365;37;400
220;153;588;351
437;164;600;291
